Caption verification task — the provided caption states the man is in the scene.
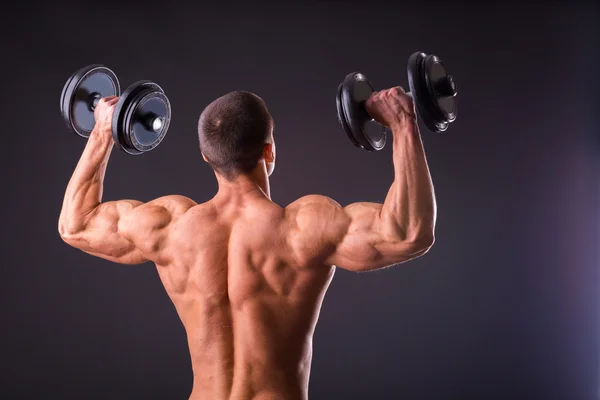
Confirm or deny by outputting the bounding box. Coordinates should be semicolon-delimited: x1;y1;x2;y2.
58;87;436;400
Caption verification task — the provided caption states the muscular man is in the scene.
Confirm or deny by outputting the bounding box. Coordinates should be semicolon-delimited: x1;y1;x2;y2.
58;87;436;400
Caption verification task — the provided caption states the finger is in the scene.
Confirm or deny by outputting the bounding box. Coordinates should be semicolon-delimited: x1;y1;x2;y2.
388;87;405;97
366;91;379;105
98;96;118;107
373;90;387;100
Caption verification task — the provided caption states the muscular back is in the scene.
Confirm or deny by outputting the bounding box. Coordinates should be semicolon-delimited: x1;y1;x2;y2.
60;190;432;399
60;189;432;399
128;195;335;400
62;188;432;400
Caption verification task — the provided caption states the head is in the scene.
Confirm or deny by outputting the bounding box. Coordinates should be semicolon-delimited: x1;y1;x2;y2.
198;91;275;181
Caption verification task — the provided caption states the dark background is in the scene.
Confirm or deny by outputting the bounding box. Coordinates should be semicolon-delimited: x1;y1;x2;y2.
1;1;598;399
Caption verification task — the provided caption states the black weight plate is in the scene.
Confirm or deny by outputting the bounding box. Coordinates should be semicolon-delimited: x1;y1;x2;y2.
407;52;445;132
60;65;120;138
336;82;361;148
423;54;457;124
60;65;93;134
59;72;79;121
123;84;170;153
339;73;386;151
112;81;154;155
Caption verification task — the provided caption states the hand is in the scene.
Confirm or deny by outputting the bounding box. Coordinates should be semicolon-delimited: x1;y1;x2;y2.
365;87;416;130
92;96;119;139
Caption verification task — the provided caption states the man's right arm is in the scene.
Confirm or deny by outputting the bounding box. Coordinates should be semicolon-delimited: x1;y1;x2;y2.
289;91;436;272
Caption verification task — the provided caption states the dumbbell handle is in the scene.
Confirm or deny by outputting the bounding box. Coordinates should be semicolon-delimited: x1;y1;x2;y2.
403;75;456;101
89;92;121;109
90;93;102;110
376;74;455;121
370;91;413;135
367;91;412;120
89;92;164;133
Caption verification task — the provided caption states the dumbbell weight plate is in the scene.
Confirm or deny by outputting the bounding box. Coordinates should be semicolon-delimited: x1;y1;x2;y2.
336;82;360;148
112;81;171;155
60;65;120;138
124;85;170;154
336;73;387;151
423;54;457;124
407;52;457;133
112;81;145;154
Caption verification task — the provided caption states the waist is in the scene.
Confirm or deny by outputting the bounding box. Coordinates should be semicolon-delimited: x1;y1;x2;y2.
189;364;307;400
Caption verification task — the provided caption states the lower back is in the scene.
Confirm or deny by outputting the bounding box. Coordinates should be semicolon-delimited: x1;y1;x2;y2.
181;294;315;400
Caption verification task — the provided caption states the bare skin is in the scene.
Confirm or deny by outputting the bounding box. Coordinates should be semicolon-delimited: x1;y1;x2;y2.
58;88;436;400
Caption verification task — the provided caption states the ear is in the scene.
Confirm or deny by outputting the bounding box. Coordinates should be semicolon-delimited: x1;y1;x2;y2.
201;153;209;163
263;143;275;163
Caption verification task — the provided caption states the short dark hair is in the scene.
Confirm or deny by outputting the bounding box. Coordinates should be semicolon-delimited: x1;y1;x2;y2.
198;91;273;179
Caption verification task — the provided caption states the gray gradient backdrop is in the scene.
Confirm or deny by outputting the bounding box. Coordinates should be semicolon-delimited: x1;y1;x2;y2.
1;1;599;399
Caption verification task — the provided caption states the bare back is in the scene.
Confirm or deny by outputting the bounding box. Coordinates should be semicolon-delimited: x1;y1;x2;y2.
63;186;432;400
146;196;334;400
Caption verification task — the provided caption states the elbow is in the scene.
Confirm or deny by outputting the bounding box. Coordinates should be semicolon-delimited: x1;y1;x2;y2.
58;219;83;243
408;231;435;255
58;223;73;242
416;232;435;253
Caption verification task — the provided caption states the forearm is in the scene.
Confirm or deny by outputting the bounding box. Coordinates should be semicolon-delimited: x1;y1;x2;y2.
59;129;114;233
380;120;436;242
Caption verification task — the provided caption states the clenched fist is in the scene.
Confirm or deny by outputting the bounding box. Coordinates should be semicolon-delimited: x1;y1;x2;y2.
92;96;119;139
365;87;416;131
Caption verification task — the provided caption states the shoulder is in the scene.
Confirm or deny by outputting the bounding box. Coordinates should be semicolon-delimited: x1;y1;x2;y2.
143;195;197;215
147;195;197;208
122;195;196;227
282;196;348;266
284;195;347;236
285;195;342;216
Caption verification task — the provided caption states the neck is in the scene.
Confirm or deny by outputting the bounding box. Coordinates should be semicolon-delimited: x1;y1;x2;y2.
215;164;271;201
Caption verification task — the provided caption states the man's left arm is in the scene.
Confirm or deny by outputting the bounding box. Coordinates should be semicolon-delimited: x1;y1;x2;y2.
58;97;153;265
59;98;196;264
57;103;149;264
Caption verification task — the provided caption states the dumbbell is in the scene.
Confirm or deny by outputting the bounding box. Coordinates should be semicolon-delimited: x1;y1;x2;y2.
60;64;171;155
336;51;457;151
